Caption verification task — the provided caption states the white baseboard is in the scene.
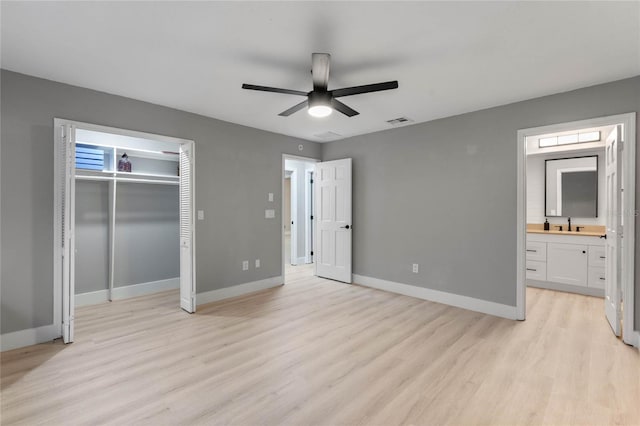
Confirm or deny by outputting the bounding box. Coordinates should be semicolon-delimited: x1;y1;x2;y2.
197;276;283;306
75;277;180;307
352;274;518;320
0;323;60;352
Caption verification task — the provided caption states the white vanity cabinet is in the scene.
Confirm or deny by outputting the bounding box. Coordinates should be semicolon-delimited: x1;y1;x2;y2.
526;233;605;296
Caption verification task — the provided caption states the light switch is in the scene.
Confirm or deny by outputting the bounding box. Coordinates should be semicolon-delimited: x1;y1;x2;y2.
265;209;275;219
197;210;204;220
268;193;274;202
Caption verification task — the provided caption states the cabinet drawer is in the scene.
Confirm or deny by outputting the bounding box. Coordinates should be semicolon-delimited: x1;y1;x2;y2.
526;260;547;281
588;246;606;268
588;267;605;290
526;241;547;262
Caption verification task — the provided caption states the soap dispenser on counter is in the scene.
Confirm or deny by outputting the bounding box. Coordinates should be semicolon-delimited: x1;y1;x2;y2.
544;218;550;231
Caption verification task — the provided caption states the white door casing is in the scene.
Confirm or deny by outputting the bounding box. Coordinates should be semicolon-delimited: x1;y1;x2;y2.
180;143;196;313
315;158;352;283
604;125;622;336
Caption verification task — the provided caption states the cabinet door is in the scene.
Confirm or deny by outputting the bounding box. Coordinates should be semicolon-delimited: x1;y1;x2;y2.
547;243;588;287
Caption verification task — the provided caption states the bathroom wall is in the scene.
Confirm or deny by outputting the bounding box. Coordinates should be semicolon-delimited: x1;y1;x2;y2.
527;149;605;226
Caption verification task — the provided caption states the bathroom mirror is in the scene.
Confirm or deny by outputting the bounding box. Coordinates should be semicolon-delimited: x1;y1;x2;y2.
545;156;598;217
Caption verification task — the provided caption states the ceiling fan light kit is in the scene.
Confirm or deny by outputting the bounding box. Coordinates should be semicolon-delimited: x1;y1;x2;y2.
242;53;399;118
308;91;333;117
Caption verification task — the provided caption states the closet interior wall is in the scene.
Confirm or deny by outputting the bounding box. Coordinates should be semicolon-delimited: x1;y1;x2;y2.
74;129;180;304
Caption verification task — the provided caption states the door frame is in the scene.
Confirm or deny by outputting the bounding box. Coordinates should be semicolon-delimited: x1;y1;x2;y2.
281;154;319;278
516;112;638;347
53;118;196;340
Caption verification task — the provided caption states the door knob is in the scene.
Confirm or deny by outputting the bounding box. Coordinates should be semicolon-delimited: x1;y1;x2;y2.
340;225;350;229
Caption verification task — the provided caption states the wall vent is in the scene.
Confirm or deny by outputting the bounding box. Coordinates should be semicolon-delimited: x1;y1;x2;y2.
386;117;414;126
314;131;342;140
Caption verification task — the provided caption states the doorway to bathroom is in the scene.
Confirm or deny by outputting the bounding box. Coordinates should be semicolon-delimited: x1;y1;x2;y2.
516;113;638;347
282;154;318;283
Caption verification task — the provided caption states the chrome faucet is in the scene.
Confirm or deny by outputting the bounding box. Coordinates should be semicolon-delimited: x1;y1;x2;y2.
567;217;572;232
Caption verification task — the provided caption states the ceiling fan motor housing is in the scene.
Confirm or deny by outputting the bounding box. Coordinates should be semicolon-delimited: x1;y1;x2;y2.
308;91;332;108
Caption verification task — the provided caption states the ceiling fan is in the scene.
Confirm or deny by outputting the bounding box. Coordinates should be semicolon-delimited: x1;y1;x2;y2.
242;53;399;118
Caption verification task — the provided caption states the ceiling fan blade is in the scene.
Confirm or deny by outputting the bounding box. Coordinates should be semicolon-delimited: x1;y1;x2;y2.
242;84;307;96
331;81;399;98
278;99;309;116
312;53;331;91
331;99;359;117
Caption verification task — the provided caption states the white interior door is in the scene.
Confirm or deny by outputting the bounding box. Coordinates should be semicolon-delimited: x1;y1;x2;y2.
179;143;196;313
605;125;622;336
315;158;352;283
58;123;76;343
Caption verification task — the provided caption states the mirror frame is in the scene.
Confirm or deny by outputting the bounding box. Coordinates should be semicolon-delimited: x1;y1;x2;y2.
544;155;598;218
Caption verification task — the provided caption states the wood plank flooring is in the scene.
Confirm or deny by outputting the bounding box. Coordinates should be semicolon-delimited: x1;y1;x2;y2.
1;264;639;425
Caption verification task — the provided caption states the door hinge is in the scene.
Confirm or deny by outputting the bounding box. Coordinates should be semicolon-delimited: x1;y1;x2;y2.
310;179;314;184
310;215;314;220
310;251;314;256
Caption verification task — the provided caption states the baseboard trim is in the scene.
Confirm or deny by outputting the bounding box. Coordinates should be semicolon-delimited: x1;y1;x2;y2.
0;323;60;352
352;274;518;320
75;277;180;307
197;276;283;306
527;279;604;297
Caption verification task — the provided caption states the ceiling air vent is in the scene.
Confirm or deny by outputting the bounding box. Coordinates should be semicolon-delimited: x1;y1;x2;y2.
314;131;342;140
386;117;414;126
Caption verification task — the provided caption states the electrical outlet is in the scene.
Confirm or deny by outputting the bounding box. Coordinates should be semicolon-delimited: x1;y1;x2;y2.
242;260;249;271
197;210;204;220
268;193;274;202
412;263;419;273
255;259;261;268
265;209;275;219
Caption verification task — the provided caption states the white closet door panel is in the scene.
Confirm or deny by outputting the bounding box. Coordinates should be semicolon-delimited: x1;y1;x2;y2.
179;143;196;313
59;123;76;343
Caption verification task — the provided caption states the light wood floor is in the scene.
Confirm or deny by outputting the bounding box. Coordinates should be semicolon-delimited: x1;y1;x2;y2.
1;264;639;425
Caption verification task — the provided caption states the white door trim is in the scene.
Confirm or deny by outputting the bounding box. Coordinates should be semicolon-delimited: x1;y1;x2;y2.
281;154;319;278
516;113;637;347
53;118;196;342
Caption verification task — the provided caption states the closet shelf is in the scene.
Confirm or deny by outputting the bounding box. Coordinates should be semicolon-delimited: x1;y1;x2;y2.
75;169;179;185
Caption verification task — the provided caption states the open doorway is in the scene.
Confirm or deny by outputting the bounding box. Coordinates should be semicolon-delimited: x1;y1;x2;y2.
517;113;638;347
53;119;196;343
282;155;318;283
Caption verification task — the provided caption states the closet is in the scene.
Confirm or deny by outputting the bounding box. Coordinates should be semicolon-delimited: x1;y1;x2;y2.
73;129;182;305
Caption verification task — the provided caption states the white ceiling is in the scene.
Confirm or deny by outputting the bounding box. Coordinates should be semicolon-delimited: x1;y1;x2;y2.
2;2;639;142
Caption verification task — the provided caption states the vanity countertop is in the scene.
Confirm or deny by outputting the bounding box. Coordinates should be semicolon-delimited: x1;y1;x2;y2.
527;223;605;237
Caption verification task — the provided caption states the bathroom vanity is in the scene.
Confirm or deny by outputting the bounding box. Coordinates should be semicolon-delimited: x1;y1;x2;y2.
526;226;605;297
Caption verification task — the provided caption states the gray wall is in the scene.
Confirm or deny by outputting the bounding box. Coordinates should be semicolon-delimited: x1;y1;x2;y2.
75;182;180;294
113;183;179;287
1;70;320;334
75;181;110;294
322;76;640;330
